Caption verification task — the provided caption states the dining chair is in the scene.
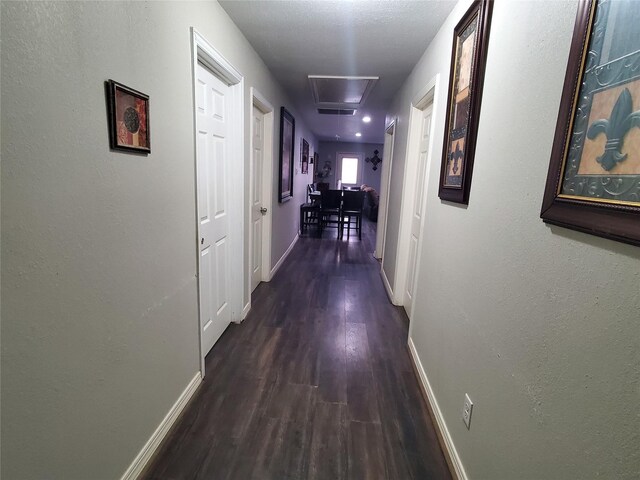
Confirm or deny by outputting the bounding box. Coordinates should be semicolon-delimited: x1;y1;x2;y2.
341;190;366;240
319;189;343;237
300;184;320;235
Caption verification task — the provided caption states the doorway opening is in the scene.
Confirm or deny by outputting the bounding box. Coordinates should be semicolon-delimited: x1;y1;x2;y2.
375;119;396;261
191;29;245;375
388;77;438;318
249;88;275;297
336;152;364;189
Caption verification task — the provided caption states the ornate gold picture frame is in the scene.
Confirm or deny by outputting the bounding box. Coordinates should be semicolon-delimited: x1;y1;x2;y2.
541;0;640;246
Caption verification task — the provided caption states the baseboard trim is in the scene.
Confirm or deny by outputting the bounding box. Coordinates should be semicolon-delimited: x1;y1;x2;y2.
269;234;298;280
407;337;467;480
241;301;251;321
380;267;398;305
120;372;202;480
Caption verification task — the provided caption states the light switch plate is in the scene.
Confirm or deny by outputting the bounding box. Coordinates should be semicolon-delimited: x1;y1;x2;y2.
462;393;473;429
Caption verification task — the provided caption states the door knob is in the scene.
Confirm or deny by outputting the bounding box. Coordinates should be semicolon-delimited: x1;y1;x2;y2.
260;207;268;215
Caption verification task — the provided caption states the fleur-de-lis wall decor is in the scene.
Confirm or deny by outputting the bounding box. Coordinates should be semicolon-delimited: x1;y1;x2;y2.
365;150;382;171
587;88;640;171
449;142;464;174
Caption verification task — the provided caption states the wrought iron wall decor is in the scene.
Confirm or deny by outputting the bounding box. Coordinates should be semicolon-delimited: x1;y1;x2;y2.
541;0;640;246
278;107;295;202
365;150;382;171
438;0;493;204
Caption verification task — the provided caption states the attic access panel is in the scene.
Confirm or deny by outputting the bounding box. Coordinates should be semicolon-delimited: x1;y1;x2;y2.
309;75;378;108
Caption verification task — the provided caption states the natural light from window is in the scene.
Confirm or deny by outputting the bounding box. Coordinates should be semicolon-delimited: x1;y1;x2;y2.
341;157;358;184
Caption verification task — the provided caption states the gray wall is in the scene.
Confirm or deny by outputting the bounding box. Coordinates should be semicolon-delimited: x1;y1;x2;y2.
384;0;640;478
317;141;384;191
1;1;314;478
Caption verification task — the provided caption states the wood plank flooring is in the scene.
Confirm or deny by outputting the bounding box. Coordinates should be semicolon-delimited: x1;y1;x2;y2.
142;219;451;480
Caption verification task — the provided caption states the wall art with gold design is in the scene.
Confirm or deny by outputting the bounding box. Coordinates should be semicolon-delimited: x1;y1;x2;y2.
541;0;640;246
438;0;493;204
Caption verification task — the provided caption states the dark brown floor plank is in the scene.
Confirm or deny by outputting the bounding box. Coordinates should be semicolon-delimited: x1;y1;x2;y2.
348;420;389;480
308;402;349;480
141;217;451;480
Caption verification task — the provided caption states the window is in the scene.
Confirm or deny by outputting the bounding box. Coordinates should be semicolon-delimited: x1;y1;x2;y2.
341;157;359;184
337;152;363;186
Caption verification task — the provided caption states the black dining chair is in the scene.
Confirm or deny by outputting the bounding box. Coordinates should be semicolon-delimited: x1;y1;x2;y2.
300;184;320;235
319;189;343;237
341;190;366;240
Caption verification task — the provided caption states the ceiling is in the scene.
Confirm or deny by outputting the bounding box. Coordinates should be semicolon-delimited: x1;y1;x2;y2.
219;0;456;144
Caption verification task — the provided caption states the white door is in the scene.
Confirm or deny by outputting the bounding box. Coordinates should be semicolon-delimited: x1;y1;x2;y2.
251;106;265;292
404;105;432;316
375;122;395;259
196;62;232;356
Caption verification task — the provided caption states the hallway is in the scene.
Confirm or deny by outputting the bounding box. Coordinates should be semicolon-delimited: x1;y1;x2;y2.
143;219;451;479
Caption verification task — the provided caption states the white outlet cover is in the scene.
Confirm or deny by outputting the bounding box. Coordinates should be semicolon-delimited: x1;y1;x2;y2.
462;393;473;429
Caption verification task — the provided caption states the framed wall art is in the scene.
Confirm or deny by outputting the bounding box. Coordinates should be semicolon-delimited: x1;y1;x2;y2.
107;80;150;153
438;0;493;204
301;138;309;174
279;107;295;202
541;0;640;246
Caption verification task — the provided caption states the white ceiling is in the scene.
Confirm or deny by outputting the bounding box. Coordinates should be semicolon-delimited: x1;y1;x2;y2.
219;0;456;144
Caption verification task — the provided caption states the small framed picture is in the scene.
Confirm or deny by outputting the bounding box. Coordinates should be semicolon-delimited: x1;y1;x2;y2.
301;138;309;174
279;107;295;202
107;80;150;153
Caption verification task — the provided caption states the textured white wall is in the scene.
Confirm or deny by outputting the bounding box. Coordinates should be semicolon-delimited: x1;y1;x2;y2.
385;0;640;478
0;1;314;478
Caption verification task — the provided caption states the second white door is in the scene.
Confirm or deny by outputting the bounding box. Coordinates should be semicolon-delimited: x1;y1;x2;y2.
404;104;432;317
196;62;232;356
251;106;265;292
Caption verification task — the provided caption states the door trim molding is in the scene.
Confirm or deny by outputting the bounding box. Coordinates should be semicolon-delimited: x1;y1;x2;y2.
119;372;202;480
250;87;275;296
191;28;245;374
376;118;396;260
393;74;439;308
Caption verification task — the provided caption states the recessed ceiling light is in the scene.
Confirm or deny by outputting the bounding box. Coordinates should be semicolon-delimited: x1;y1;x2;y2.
362;116;371;123
355;132;362;137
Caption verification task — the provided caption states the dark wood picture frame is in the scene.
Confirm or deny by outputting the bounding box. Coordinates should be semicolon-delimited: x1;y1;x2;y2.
301;138;309;175
107;79;150;154
438;0;493;204
278;107;295;202
541;0;640;246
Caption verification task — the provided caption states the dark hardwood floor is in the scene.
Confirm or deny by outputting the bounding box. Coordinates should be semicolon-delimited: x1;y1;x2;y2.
142;218;451;480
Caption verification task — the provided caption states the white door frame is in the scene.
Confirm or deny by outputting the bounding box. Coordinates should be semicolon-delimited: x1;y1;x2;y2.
393;75;439;308
249;88;275;294
191;28;245;375
375;118;396;260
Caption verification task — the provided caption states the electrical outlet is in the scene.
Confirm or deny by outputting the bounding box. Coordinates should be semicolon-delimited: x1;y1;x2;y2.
462;393;473;429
